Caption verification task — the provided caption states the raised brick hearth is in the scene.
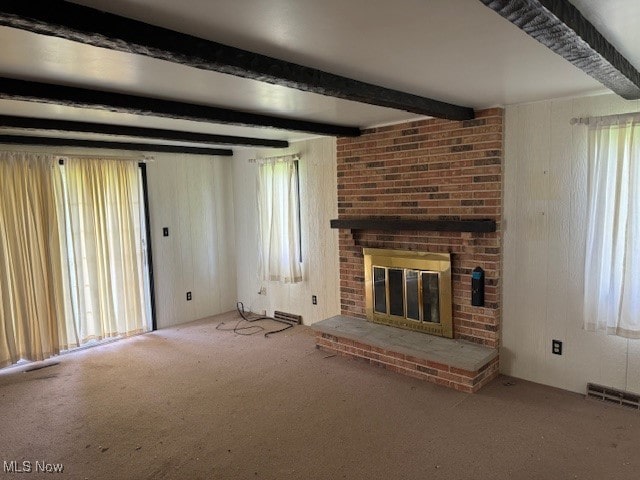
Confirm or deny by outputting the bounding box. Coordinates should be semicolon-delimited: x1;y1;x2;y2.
313;316;499;393
325;108;503;392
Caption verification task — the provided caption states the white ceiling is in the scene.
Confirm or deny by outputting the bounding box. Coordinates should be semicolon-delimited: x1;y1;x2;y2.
0;0;638;149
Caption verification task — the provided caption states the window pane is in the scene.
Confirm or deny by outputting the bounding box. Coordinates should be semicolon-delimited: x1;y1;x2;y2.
373;267;387;314
406;270;419;320
389;268;404;317
422;272;440;323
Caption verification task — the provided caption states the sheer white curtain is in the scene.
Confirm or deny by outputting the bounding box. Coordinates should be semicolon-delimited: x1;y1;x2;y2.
59;157;148;347
584;118;640;337
0;152;67;367
257;160;302;283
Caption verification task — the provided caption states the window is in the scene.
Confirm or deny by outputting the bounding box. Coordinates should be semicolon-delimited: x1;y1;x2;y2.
583;116;640;337
256;158;302;284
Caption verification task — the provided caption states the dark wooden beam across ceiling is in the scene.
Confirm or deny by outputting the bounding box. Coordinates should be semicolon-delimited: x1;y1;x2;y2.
478;0;640;100
0;0;475;121
0;114;289;148
0;77;360;137
0;134;234;156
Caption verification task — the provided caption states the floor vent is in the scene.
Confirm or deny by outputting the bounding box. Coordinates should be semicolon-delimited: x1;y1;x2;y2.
587;382;640;410
274;311;302;325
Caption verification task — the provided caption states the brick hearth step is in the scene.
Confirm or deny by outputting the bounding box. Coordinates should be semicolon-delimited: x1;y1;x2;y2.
312;315;499;393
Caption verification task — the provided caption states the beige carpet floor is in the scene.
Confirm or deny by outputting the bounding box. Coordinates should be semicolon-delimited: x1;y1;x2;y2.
1;310;639;480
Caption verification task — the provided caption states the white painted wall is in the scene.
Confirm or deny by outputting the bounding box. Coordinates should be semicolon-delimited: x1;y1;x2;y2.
146;154;237;328
503;93;640;394
232;137;340;325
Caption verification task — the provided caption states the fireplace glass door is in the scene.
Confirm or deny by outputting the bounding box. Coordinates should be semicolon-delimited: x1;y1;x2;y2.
364;249;452;337
372;267;440;324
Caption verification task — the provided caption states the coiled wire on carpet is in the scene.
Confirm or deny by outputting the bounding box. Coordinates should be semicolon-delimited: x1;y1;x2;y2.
215;302;295;338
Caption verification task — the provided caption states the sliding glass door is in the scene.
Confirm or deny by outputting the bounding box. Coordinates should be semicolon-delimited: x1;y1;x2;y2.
138;163;154;333
57;158;153;350
0;153;154;367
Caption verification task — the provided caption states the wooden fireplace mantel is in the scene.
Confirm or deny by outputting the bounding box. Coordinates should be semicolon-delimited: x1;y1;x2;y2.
329;218;496;233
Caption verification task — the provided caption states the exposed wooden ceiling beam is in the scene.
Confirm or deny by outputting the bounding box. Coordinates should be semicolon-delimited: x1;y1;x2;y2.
0;77;361;137
0;134;234;156
478;0;640;99
0;0;475;121
0;114;288;148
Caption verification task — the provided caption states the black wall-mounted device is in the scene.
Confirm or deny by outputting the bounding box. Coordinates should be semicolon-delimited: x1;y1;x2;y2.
471;267;485;307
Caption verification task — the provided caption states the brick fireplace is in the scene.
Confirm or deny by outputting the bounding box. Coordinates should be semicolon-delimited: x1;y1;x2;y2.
313;108;503;392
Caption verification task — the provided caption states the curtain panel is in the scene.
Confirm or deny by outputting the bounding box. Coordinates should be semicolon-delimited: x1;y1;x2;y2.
1;153;149;367
584;119;640;337
257;160;302;284
60;158;147;347
0;153;67;367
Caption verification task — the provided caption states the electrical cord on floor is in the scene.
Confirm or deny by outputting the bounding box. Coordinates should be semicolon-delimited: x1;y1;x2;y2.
215;302;295;338
264;323;294;338
215;317;264;336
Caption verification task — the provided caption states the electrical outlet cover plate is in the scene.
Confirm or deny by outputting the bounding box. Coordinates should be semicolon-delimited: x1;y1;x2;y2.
312;295;317;305
552;339;562;355
186;291;192;301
